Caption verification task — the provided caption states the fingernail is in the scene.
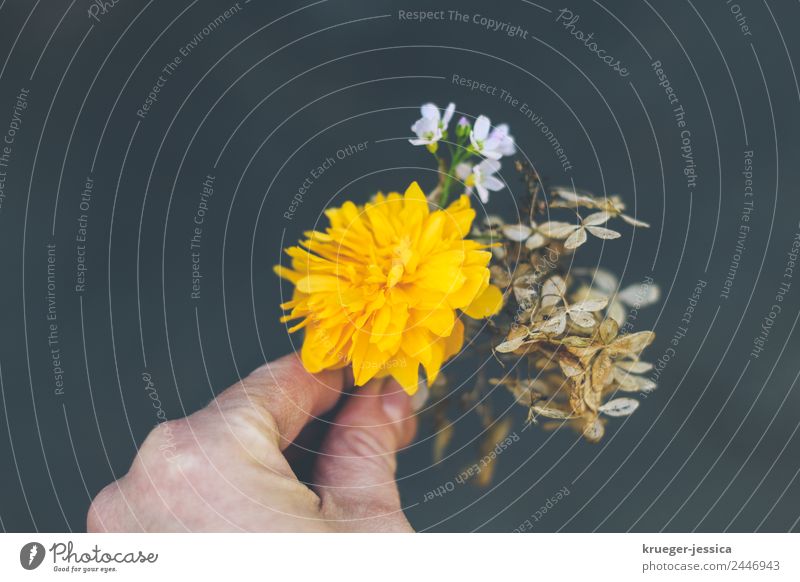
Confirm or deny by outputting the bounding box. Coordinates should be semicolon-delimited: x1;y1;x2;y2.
381;383;411;424
410;378;429;412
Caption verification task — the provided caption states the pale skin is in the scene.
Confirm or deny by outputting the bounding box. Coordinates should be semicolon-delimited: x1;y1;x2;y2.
87;354;417;532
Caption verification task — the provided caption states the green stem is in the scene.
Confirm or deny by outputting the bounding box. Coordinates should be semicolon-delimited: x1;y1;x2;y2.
438;146;473;207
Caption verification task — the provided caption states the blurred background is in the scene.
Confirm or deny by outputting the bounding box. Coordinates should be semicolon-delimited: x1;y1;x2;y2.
0;0;798;532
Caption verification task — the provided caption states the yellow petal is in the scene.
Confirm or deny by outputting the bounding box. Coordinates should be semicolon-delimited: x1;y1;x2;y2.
413;308;455;337
443;194;475;238
402;181;429;224
462;284;504;319
422;339;445;385
444;318;465;359
419;212;448;257
296;275;343;294
365;201;395;246
350;329;391;385
446;266;489;308
390;356;421;395
273;264;302;284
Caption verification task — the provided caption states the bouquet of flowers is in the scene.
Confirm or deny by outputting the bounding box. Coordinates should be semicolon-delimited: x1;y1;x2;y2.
275;101;659;480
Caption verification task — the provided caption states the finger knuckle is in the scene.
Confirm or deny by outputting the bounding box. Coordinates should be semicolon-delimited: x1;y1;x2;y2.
134;419;205;481
86;482;121;532
230;401;281;443
333;427;397;472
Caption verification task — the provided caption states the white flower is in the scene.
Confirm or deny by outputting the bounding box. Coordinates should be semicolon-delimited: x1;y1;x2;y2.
469;115;514;159
456;159;504;203
489;123;516;156
409;102;455;146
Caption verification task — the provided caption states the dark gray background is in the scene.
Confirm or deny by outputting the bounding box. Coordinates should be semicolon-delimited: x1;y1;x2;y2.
0;0;798;532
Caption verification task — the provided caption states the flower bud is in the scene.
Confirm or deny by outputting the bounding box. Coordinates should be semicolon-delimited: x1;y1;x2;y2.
456;116;470;138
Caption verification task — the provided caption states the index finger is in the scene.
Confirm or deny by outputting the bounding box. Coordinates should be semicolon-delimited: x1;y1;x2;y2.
212;353;351;450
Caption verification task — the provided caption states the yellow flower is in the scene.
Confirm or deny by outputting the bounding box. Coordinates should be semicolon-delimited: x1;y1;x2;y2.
275;182;503;394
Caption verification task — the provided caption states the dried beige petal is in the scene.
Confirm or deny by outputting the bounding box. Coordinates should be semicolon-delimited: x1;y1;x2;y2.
543;274;566;295
525;232;547;250
591;268;619;294
499;378;549;404
568;285;593;304
586;225;621;240
561;335;593;348
583;211;611;226
550;186;597;207
608;302;627;326
565;343;603;360
529;403;574;420
615;360;654;374
620;213;650;228
513;273;539;306
570;384;587;414
568;309;597;328
559;356;584;377
618;283;661;307
538;221;578;239
571;297;609;312
495;335;528;353
564;227;588;249
583;383;603;412
582;417;605;442
599;318;620;345
614;370;657;393
599;397;640;416
591;352;614;389
502;223;533;241
608;331;655;356
537;311;567;335
608;195;626;210
541;276;566;309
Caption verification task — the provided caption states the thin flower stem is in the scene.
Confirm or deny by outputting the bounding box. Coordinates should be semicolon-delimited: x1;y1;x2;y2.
438;146;473;207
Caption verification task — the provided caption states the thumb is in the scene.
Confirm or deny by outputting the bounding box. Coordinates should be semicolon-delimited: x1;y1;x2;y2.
314;377;418;532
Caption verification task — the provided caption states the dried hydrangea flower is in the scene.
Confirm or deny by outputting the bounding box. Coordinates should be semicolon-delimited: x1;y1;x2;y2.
539;211;622;249
550;186;650;228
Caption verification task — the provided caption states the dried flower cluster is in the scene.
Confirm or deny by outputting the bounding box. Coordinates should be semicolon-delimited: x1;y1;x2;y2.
448;160;659;445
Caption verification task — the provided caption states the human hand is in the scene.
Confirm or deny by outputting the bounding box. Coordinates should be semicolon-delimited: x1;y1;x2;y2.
87;354;418;532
